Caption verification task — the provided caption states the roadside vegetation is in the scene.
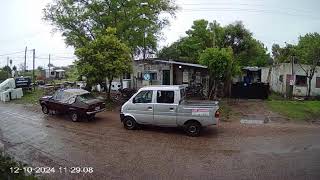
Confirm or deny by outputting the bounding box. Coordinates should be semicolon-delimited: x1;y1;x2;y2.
12;89;44;105
0;152;37;180
219;99;242;122
267;92;320;121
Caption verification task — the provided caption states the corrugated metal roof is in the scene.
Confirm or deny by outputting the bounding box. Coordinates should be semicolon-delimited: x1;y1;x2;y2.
134;59;207;69
154;59;207;69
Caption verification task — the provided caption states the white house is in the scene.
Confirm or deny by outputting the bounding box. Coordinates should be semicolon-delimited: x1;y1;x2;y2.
261;63;320;97
45;69;65;79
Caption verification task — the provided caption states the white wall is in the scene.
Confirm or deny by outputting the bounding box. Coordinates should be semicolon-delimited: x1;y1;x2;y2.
268;63;320;96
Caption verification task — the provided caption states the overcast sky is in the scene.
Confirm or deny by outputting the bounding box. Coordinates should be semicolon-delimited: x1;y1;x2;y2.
0;0;319;69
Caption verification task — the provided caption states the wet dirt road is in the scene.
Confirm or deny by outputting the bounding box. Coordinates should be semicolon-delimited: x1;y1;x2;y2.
0;103;320;180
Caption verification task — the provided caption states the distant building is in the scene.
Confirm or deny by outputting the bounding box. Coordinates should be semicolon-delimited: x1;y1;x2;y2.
45;69;65;79
261;63;320;97
112;59;209;96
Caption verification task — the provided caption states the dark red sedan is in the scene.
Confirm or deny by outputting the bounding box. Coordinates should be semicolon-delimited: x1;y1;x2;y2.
39;89;106;122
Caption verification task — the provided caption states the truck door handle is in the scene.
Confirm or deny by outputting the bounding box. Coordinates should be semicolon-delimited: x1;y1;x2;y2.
169;107;174;111
147;107;153;110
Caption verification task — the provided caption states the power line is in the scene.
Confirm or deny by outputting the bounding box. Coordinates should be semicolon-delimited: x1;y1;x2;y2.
180;7;320;20
180;2;317;14
0;51;25;57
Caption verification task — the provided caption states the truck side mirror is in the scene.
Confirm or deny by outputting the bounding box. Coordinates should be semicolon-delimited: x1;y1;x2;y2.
132;98;136;104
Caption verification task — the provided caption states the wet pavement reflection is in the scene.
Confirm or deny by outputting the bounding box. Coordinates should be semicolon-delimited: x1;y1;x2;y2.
0;103;320;180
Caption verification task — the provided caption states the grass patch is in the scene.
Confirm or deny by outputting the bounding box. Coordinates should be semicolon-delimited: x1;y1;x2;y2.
268;91;285;101
12;89;44;105
267;100;320;121
219;100;241;122
0;151;38;180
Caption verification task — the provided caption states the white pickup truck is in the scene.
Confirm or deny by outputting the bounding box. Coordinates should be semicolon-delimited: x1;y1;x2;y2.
120;85;219;136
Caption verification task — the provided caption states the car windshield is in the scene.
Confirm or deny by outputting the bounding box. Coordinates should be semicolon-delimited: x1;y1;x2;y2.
77;93;95;102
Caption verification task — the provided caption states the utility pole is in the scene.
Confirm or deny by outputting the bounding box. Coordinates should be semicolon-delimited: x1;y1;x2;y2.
142;14;147;60
7;57;9;78
48;54;51;80
140;2;148;60
24;46;27;72
33;49;35;90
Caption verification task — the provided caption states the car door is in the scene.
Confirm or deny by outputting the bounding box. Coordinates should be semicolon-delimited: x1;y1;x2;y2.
153;90;178;126
49;90;64;112
129;90;154;124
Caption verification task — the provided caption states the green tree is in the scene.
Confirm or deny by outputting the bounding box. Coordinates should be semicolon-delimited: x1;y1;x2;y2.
0;69;8;81
12;65;17;72
2;66;12;78
158;20;269;66
44;0;177;57
75;28;132;99
199;47;239;99
37;66;44;71
272;43;295;63
295;32;320;97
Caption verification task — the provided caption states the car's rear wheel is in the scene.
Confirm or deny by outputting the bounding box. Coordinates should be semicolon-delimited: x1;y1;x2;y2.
41;104;49;114
87;114;95;121
184;121;201;137
123;117;137;130
70;111;79;122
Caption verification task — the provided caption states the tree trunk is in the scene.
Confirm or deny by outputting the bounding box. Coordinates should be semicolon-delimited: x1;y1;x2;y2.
307;76;312;98
209;79;215;100
107;77;113;100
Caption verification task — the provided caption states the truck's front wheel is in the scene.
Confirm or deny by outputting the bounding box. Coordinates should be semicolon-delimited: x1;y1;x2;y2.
123;117;137;130
184;121;201;137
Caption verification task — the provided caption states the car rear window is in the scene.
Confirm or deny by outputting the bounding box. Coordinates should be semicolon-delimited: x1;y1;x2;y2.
78;93;95;101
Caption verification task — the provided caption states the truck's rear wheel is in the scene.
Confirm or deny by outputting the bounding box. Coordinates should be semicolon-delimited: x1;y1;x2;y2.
184;121;201;137
123;117;137;130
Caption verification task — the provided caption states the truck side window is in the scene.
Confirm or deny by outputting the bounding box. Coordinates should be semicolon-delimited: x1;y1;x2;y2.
157;91;174;104
133;90;153;103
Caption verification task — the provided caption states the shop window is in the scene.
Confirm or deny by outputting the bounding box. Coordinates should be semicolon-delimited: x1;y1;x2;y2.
150;73;157;80
123;73;131;79
316;77;320;88
295;75;307;86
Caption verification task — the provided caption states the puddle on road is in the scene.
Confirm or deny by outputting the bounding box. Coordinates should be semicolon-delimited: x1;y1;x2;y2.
240;115;269;124
240;119;265;124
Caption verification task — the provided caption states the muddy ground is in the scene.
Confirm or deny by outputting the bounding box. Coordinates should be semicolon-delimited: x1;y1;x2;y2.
0;101;320;180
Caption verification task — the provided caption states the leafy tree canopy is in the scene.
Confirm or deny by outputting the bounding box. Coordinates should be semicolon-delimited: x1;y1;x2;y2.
272;43;296;63
199;47;239;98
75;27;132;97
296;32;320;65
44;0;178;56
158;19;270;67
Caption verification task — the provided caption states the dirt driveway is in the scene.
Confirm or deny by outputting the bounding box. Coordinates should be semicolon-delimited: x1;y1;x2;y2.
0;103;320;180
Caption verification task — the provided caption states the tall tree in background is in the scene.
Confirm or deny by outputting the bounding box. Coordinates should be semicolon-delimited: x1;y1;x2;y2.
3;66;12;78
75;28;132;99
295;33;320;97
44;0;177;57
271;43;295;63
158;20;269;67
